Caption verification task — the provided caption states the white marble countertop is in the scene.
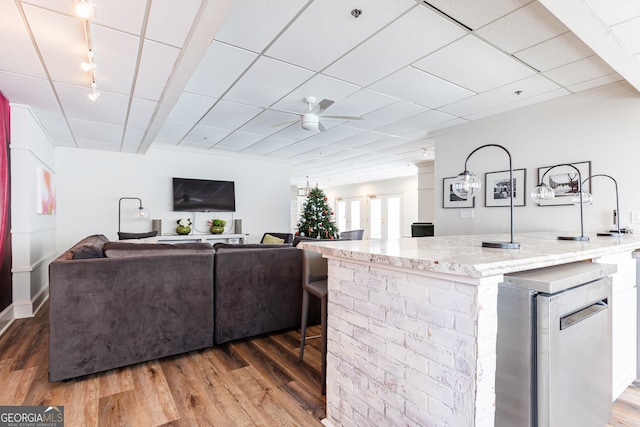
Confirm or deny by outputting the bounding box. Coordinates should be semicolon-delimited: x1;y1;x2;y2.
299;232;640;278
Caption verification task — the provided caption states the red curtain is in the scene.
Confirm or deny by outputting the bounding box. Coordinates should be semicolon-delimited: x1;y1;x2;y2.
0;92;12;311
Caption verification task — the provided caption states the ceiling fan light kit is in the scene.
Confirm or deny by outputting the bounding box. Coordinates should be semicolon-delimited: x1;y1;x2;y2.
262;96;363;132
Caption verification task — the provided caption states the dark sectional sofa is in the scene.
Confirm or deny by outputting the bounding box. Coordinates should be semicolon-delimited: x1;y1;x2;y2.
48;235;319;382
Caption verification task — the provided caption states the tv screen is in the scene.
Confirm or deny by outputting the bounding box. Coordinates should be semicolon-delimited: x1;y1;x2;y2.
173;178;236;212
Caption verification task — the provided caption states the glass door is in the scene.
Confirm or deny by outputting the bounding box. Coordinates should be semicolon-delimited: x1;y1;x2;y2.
336;197;362;234
368;194;402;239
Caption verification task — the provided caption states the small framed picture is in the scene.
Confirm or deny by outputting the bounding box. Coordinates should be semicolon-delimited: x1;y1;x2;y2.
484;168;526;207
537;161;591;206
443;177;474;209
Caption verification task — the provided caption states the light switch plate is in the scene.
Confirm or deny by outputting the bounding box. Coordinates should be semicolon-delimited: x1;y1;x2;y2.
460;209;474;218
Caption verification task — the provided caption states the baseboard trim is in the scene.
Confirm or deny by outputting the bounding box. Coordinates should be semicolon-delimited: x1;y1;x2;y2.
14;286;49;319
0;304;16;337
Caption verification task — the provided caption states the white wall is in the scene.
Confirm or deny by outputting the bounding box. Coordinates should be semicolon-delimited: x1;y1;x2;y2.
324;175;419;238
434;82;640;237
10;104;57;318
55;145;293;251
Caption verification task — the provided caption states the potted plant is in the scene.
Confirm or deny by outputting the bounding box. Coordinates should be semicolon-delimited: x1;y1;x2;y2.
176;218;192;235
208;218;226;234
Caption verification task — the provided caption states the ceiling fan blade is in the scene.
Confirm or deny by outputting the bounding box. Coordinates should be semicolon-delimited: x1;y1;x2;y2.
318;121;327;132
319;114;364;120
261;106;302;116
311;98;335;114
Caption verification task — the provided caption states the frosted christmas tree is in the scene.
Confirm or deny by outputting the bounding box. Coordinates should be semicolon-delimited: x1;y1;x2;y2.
296;186;339;239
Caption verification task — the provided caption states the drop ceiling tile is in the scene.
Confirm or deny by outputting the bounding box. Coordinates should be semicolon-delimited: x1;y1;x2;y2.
0;72;60;115
33;113;73;141
422;0;532;30
122;127;145;153
92;24;139;95
54;82;129;125
156;120;192;141
270;141;317;159
475;2;568;53
275;121;338;140
0;2;46;78
266;0;415;71
612;17;640;54
325;89;398;117
200;100;262;129
75;139;121;151
543;55;616;86
464;88;569;121
327;131;387;149
349;101;429;131
127;97;157;129
349;137;406;152
134;40;180;100
271;74;360;112
182;124;232;145
168;92;216;122
185;41;258;98
324;6;467;86
243;136;295;155
238;110;298;135
214;0;306;53
224;56;314;106
369;67;474;109
214;131;265;150
584;0;640;26
22;4;87;86
375;110;459;136
515;32;595;72
567;73;623;92
414;35;536;92
145;0;202;48
91;0;146;34
297;125;365;146
439;74;561;117
68;118;123;143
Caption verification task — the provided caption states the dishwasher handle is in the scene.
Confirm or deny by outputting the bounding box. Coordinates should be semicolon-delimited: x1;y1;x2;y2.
560;299;608;330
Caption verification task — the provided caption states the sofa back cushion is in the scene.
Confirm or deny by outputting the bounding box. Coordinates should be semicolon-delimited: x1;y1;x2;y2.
103;242;212;258
69;234;109;260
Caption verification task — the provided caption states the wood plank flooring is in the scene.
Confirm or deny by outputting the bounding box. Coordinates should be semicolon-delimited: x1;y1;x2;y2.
1;301;639;426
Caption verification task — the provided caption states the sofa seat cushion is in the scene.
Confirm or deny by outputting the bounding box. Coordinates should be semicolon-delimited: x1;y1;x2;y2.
103;242;212;258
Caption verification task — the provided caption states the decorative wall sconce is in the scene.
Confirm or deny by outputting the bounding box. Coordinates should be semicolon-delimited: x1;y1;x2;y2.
579;174;622;237
452;144;520;249
118;197;150;236
531;164;588;241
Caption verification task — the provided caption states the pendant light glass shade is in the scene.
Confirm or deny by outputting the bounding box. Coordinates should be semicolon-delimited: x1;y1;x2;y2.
135;206;151;219
452;171;481;199
531;184;555;204
572;190;593;205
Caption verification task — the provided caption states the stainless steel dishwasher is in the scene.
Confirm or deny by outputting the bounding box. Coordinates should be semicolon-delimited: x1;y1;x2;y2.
495;262;616;427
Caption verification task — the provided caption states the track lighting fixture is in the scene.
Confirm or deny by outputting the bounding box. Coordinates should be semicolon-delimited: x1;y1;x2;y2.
76;1;99;101
75;0;96;19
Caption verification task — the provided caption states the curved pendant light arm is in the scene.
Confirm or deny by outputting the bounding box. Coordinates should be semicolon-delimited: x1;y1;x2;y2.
539;163;584;238
582;174;620;234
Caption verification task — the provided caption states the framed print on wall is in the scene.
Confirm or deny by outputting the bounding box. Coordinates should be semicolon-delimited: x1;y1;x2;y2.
536;161;591;206
443;177;474;209
484;168;526;207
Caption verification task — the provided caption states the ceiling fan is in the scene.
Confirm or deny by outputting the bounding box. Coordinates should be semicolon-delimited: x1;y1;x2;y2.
262;96;363;132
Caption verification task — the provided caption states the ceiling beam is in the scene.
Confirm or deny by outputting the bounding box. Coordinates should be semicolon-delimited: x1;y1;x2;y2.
539;0;640;93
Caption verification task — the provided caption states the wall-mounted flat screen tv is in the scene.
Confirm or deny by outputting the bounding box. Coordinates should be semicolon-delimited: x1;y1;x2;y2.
173;177;236;212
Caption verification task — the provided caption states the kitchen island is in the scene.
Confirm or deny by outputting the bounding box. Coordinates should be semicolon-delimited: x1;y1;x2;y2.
300;232;640;427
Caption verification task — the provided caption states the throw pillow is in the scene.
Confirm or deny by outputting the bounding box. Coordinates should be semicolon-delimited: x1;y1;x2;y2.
262;233;285;244
117;231;158;240
71;245;105;259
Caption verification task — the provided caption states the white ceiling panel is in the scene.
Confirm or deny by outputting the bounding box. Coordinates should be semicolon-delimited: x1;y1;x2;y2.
134;40;180;101
421;0;532;30
184;42;257;98
439;74;561;117
145;0;202;48
515;32;595;72
0;1;46;78
167;92;216;123
4;0;640;187
475;2;568;53
22;4;87;86
544;55;617;87
200;100;262;129
324;5;467;86
266;0;415;71
0;72;60;115
243;136;295;155
224;56;314;106
54;82;129;125
369;67;474;108
214;0;306;54
127;97;157;130
414;35;536;92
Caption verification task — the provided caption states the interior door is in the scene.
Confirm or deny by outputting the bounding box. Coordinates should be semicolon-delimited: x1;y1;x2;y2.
368;194;402;239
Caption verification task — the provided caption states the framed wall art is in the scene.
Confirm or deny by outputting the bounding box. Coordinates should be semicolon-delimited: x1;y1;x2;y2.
484;168;526;207
443;177;474;209
536;161;591;206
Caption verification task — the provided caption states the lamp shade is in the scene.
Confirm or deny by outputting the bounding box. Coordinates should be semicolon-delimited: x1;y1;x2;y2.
135;206;150;219
452;171;481;199
531;184;555;204
572;190;593;205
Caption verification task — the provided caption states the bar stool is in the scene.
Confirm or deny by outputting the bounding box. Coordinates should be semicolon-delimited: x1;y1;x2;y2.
299;250;328;395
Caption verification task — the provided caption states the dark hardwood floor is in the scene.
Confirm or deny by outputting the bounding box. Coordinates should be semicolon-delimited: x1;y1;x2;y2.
0;301;638;426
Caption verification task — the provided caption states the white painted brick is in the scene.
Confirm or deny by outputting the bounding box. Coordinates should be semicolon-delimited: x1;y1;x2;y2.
406;401;443;427
385;340;407;365
353;325;386;350
371;266;408;281
348;394;370;421
403;346;429;374
410;300;455;328
405;367;455;408
338;279;369;301
429;287;473;313
454;281;479;296
374;350;407;379
355;352;386;384
340;308;370;330
383;404;408;426
386;309;428;339
329;313;354;337
367;406;387;426
332;264;358;282
353;299;386;321
369;377;407;415
354;270;385;290
369;319;405;345
388;277;429;302
454;313;476;336
369;287;405;313
359;386;385;415
334;367;355;394
337;357;370;390
428;359;474;394
331;290;355;310
339;259;370;272
405;335;453;369
428;395;454;422
427;325;475;357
